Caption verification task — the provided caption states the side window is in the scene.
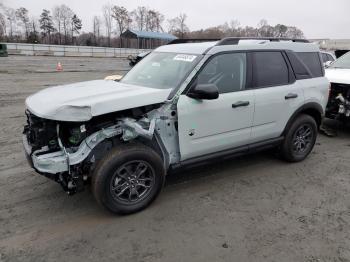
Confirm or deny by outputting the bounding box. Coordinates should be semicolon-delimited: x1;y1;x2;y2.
321;53;329;63
253;51;289;88
327;54;335;62
286;51;312;80
196;53;247;94
296;52;323;77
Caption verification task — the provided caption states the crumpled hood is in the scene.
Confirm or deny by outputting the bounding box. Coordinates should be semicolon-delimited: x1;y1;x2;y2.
26;80;171;122
325;68;350;85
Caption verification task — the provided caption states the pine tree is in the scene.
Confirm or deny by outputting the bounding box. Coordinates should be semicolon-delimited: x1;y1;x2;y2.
71;14;82;40
39;9;55;44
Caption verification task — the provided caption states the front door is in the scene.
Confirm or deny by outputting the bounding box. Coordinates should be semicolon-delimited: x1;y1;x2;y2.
177;52;255;161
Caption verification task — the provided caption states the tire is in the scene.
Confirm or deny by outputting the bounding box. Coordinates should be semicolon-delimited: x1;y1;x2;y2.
91;144;165;214
280;114;318;162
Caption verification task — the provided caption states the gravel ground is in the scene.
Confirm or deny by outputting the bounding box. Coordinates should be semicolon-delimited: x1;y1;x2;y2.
1;56;350;262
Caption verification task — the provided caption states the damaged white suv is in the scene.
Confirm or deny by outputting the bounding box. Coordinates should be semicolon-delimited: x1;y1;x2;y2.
23;38;329;214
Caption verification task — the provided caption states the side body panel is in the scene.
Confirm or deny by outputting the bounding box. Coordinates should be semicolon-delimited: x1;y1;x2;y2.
302;77;329;113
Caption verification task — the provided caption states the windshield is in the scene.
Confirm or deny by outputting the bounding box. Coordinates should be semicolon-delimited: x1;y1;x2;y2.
330;52;350;69
121;52;201;89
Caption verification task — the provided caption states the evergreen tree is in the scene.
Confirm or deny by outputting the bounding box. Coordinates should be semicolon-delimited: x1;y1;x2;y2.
39;9;55;43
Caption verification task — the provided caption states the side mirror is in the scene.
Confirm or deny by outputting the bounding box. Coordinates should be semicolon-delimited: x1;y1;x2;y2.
324;61;333;68
187;83;219;100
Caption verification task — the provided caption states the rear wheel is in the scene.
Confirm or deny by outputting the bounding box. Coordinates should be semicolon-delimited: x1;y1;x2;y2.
92;144;165;214
280;114;317;162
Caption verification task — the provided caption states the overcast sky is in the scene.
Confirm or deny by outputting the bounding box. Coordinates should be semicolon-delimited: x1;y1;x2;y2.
3;0;350;39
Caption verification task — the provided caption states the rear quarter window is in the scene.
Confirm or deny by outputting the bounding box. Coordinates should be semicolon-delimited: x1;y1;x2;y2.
286;51;312;80
296;52;324;78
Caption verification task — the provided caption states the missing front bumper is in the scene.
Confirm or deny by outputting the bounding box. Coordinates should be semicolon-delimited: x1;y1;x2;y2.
23;134;68;174
22;125;123;175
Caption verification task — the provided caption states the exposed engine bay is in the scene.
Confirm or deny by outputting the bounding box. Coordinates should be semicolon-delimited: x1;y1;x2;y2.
326;83;350;121
23;103;180;195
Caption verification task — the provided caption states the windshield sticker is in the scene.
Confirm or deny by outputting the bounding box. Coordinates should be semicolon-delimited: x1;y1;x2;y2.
174;54;197;62
152;62;161;67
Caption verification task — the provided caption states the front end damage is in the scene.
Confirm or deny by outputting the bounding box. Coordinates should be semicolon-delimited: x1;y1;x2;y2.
23;104;180;195
326;83;350;121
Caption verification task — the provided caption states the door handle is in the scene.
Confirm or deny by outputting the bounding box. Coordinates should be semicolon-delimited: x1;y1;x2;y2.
285;93;298;100
232;101;250;108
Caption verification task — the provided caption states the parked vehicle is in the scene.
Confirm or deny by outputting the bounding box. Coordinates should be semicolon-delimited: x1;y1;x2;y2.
126;40;220;67
23;37;329;214
127;51;150;66
321;51;336;66
325;51;350;121
0;44;8;57
104;74;123;81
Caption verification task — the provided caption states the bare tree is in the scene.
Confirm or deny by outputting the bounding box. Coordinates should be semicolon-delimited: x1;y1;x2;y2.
102;4;113;47
60;5;74;44
28;17;39;43
52;6;62;44
52;5;74;44
145;9;164;32
15;7;30;40
0;8;6;39
0;3;6;38
111;5;130;47
0;2;306;47
285;26;304;39
92;16;101;45
168;13;189;38
5;7;17;40
257;19;274;37
274;24;288;37
131;6;147;31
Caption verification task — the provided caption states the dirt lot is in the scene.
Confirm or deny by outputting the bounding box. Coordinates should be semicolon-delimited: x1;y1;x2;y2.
1;56;350;262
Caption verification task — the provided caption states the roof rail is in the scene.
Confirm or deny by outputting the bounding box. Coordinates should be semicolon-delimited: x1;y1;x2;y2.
168;38;220;45
216;37;309;45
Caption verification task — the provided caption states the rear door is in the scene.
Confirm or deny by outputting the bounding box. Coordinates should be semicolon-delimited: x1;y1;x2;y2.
250;51;305;143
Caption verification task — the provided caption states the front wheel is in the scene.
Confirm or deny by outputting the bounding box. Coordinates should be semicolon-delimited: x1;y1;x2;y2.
92;144;165;214
280;114;318;162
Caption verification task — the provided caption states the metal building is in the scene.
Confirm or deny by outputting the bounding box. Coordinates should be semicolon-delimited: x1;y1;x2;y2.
313;39;350;58
121;30;177;49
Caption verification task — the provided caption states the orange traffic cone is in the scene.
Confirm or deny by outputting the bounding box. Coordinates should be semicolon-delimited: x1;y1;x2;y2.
56;62;63;72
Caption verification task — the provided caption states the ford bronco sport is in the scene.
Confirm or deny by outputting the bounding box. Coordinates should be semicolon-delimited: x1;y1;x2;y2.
23;37;329;214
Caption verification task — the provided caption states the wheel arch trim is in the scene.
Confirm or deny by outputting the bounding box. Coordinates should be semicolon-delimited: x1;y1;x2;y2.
282;102;324;136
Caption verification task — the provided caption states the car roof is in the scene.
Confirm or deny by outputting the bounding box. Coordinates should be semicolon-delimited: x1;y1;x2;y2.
156;41;218;54
155;40;320;55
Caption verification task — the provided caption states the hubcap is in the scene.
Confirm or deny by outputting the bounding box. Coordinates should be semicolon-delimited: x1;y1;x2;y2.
110;160;155;203
292;124;313;154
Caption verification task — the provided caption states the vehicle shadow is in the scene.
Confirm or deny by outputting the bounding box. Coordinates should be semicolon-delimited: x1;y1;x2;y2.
54;150;281;219
321;118;350;136
165;150;278;187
